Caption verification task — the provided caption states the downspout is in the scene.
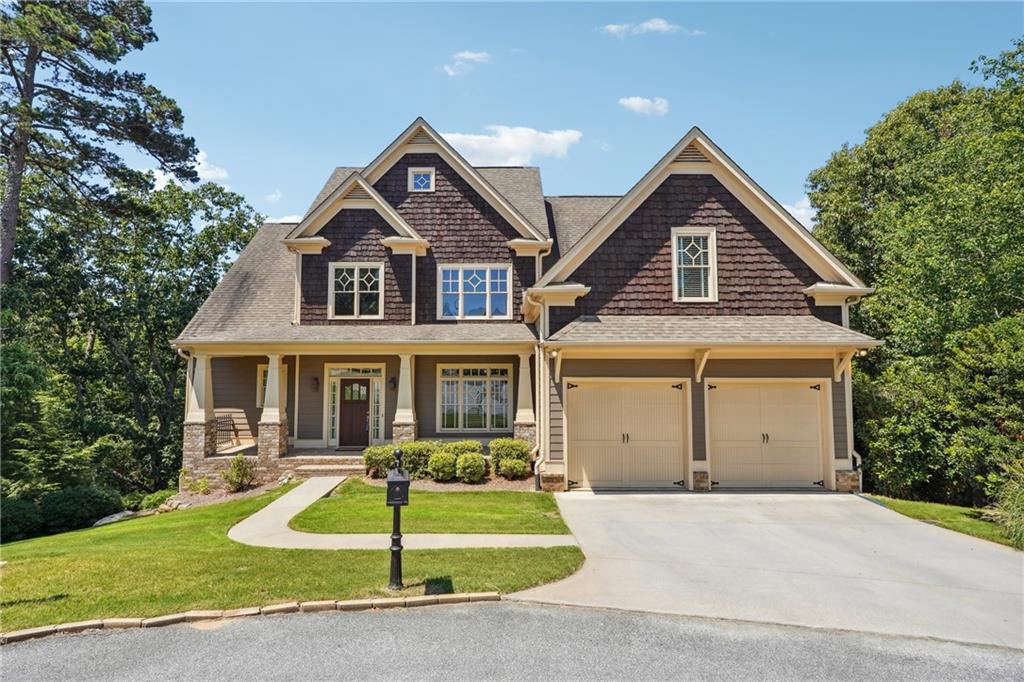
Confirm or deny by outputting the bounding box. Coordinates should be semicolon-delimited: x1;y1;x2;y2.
534;340;547;490
411;253;417;325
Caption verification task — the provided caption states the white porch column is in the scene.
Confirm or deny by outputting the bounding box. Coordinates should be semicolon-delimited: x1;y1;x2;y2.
185;353;214;423
514;352;535;425
393;353;417;442
260;353;283;424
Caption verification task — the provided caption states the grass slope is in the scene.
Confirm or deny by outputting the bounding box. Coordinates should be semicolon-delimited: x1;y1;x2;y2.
0;486;583;632
868;495;1013;547
290;479;569;535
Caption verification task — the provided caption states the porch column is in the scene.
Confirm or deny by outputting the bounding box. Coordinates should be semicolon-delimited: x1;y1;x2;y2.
513;352;537;446
392;353;417;442
182;353;216;483
258;353;288;463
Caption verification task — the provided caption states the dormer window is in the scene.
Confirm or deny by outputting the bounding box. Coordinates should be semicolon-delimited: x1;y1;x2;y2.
328;262;384;319
408;167;435;192
672;227;718;302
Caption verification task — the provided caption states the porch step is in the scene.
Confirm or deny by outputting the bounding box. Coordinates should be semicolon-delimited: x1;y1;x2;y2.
295;464;366;475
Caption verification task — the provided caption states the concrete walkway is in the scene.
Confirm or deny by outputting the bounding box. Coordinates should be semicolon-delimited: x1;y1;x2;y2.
510;492;1024;649
227;476;578;550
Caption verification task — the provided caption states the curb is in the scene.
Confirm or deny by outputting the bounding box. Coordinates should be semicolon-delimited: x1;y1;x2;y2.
0;592;501;645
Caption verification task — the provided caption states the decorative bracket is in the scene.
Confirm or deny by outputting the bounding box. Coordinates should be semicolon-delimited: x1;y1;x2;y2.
694;348;711;383
833;349;856;382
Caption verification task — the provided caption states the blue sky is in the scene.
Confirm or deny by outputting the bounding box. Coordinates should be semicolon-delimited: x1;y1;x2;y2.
128;2;1022;227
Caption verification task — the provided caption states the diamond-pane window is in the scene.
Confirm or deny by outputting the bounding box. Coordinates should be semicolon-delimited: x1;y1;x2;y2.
408;168;435;192
672;229;716;301
438;265;512;319
437;365;512;432
330;263;383;318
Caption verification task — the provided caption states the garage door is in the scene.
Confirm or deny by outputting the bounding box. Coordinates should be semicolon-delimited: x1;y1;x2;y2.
566;380;687;489
707;381;824;488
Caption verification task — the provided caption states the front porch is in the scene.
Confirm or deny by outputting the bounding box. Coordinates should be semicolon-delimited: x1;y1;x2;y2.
181;348;537;487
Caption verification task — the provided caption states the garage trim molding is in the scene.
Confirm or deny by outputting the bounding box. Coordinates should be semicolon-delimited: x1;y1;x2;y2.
702;377;836;490
563;376;695;490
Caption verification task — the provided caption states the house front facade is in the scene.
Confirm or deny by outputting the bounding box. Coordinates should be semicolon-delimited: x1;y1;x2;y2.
173;118;879;492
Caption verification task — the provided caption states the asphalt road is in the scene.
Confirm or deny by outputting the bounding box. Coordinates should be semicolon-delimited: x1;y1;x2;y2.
4;603;1021;681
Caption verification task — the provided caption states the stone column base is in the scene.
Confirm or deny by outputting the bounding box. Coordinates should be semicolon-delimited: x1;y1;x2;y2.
513;421;536;447
257;419;289;466
835;470;860;493
539;472;565;492
692;471;711;492
392;421;417;443
182;420;216;469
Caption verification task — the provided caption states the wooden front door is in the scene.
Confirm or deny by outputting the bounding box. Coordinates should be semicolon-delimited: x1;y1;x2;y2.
340;379;370;446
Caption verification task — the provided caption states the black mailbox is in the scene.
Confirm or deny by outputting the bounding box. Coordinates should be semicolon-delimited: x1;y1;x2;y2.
386;448;409;507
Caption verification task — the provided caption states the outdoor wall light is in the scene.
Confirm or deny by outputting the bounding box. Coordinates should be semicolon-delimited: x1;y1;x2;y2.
311;377;319;391
388;377;397;390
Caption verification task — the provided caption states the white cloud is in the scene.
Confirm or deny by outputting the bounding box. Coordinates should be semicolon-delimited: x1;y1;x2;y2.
443;50;491;76
264;189;283;204
783;196;817;230
442;125;583;165
270;214;302;223
618;96;670;116
147;150;229;190
195;150;229;182
600;17;703;37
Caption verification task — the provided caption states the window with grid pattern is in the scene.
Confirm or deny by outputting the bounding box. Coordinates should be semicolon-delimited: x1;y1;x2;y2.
438;265;512;319
438;366;511;431
329;263;383;318
672;228;717;302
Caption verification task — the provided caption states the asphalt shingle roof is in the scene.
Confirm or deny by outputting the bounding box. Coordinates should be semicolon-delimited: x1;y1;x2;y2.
174;224;536;345
548;315;880;346
545;196;620;253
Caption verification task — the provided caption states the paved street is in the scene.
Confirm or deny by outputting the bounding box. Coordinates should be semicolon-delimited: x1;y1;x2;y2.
513;492;1024;648
3;603;1021;681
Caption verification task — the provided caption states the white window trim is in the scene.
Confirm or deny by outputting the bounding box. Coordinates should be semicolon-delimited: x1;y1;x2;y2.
436;363;514;433
407;167;435;193
256;364;289;409
322;362;387;446
436;263;513;320
671;226;719;303
327;262;385;320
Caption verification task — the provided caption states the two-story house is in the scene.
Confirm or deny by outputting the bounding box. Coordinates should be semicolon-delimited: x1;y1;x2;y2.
173;118;880;492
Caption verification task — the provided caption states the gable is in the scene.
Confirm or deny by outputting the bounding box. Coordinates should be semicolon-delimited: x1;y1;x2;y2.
360;118;547;242
539;127;864;288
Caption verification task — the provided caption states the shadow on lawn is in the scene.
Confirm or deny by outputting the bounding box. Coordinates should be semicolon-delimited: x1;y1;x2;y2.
423;577;454;595
1;593;68;608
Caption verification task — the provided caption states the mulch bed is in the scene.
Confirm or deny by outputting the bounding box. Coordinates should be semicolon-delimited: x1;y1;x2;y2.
169;481;281;509
359;475;536;493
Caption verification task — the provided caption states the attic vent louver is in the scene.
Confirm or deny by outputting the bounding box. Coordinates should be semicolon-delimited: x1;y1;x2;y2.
409;129;434;145
346;185;371;200
675;143;710;163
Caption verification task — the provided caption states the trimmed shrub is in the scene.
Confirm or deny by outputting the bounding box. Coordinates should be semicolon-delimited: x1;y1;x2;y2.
997;462;1024;550
497;458;531;480
140;489;176;510
456;452;486;484
427;451;458;482
441;440;484;458
1;497;44;542
221;454;257;492
363;445;395;478
399;441;441;479
39;486;123;534
489;438;531;463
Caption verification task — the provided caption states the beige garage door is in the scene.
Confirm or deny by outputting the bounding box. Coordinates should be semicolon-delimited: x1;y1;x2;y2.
708;381;824;488
566;380;687;489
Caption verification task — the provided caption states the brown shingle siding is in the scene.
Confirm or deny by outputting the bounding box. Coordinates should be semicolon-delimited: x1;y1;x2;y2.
299;209;412;325
374;153;533;323
551;174;821;332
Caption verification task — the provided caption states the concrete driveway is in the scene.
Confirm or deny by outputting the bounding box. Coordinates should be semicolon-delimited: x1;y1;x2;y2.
510;493;1024;649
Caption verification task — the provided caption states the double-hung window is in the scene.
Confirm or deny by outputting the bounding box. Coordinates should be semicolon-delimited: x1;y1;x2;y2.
328;262;384;319
438;265;511;319
437;365;511;432
671;227;718;302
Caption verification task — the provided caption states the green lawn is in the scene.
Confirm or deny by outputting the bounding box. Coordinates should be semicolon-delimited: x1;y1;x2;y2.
0;486;583;632
290;479;570;535
868;495;1013;547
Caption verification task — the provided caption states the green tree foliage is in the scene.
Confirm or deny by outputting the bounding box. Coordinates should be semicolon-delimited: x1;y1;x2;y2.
809;39;1024;506
1;0;198;283
2;180;259;499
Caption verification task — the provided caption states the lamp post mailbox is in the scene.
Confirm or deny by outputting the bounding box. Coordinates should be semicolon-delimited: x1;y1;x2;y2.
386;448;410;590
